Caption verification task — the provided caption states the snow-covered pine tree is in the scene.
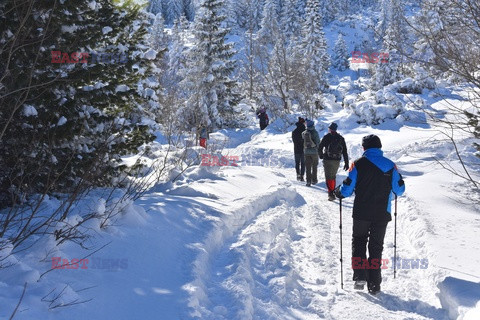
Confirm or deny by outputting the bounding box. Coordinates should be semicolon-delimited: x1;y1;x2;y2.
322;0;338;24
258;0;281;44
166;0;185;24
0;0;159;202
183;0;196;21
296;0;307;17
374;26;400;89
180;0;241;130
332;34;349;71
149;13;168;52
301;0;329;92
281;0;301;41
148;0;165;15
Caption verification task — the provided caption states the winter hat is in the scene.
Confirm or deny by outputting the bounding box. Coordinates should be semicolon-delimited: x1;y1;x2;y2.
306;119;314;128
328;122;338;131
362;134;382;150
298;117;305;124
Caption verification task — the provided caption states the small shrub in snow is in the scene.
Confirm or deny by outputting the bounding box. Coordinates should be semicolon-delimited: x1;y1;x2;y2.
349;101;403;125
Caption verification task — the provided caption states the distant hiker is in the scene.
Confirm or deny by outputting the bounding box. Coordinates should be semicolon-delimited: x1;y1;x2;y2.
292;117;306;181
318;122;349;201
302;119;320;187
199;126;209;149
335;134;405;295
256;107;269;130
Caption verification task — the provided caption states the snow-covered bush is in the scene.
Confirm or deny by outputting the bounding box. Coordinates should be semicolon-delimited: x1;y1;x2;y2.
348;101;403;125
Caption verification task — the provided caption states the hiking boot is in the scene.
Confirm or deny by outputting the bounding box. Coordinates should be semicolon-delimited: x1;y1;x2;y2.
328;191;335;201
300;176;305;182
312;180;318;185
297;175;302;181
306;182;311;187
368;282;381;295
354;280;366;290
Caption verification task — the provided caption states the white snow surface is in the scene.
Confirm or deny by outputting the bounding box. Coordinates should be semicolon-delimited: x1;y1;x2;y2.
1;98;479;319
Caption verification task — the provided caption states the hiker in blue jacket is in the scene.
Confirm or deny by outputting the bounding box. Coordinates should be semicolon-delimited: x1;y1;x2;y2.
335;134;405;294
302;119;321;187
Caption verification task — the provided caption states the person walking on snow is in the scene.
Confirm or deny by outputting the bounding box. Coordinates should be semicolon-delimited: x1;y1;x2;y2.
302;119;320;187
292;117;306;181
318;122;349;201
256;107;269;130
199;125;209;149
335;135;405;295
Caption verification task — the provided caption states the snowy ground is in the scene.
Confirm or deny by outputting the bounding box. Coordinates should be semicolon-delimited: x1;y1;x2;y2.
1;98;480;319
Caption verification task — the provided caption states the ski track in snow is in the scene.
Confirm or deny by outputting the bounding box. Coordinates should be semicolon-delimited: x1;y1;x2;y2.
183;132;450;320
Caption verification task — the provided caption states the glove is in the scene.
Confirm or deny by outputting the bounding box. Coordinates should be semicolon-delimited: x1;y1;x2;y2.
343;162;349;171
334;186;344;199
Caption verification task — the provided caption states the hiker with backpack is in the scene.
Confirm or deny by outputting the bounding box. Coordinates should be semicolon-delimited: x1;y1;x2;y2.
302;119;321;187
318;122;349;201
292;117;306;181
256;107;269;130
334;135;405;294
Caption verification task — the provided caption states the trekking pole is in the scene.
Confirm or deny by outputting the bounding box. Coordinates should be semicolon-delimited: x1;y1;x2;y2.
393;194;398;279
339;196;344;289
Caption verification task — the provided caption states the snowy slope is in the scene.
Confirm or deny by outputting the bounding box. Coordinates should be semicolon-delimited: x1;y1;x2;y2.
2;93;479;319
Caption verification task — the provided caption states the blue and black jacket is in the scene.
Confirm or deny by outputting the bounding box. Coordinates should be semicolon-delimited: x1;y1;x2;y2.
340;148;405;222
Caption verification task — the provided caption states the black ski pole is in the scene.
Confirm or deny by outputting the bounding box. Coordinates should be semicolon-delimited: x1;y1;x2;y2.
393;193;398;279
339;196;344;289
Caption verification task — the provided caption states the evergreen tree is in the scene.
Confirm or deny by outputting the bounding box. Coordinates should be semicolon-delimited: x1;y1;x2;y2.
301;0;329;92
259;0;281;44
374;27;399;88
333;34;349;71
281;0;301;41
296;0;307;17
148;0;165;15
183;0;196;21
322;0;338;23
149;13;168;52
0;0;158;202
181;0;241;130
166;0;184;24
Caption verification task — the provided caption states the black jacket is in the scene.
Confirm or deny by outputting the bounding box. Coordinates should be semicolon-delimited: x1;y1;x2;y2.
318;132;349;163
292;122;305;154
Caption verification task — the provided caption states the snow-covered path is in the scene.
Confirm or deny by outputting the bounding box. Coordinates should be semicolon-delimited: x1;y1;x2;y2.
183;166;448;319
3;117;479;320
154;127;451;319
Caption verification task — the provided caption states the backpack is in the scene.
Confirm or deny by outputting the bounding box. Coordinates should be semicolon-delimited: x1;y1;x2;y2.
303;130;316;149
326;135;343;158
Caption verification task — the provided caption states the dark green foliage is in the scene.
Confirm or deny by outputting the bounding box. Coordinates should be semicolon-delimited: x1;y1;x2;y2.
0;0;157;206
465;110;480;158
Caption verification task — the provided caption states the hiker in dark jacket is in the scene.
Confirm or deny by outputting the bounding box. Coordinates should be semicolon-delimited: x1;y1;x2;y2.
335;134;405;295
292;117;306;181
318;122;349;201
256;107;269;130
302;119;321;187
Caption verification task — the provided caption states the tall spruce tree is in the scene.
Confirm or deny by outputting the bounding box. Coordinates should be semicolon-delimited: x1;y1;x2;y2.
332;34;349;71
0;0;158;204
281;0;301;41
259;0;281;44
180;0;241;130
301;0;329;92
